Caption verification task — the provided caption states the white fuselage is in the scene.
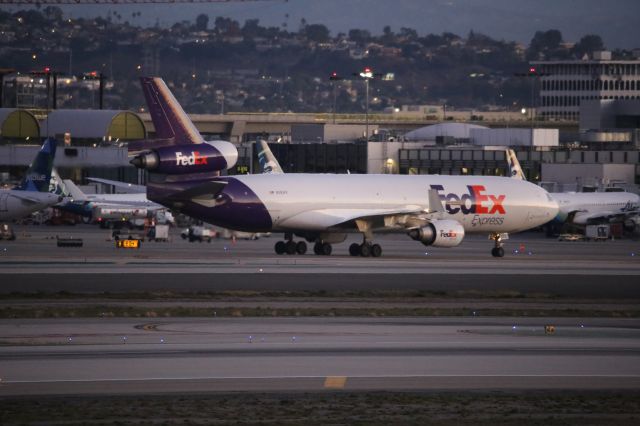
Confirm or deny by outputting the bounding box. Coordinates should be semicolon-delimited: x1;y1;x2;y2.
0;190;62;221
232;174;558;234
552;191;640;225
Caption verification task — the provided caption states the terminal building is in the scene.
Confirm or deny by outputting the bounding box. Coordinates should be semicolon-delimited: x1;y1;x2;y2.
1;105;639;194
532;51;640;122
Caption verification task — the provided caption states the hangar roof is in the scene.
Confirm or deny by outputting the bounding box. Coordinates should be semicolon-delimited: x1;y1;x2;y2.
404;122;489;141
42;110;146;140
0;108;40;139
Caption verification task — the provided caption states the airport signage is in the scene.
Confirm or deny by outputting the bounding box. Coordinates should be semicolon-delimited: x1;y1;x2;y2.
116;239;140;249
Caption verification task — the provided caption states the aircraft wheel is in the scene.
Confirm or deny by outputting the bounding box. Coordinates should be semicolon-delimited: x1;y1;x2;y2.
360;243;371;257
285;240;297;255
313;242;322;255
296;241;307;255
349;243;361;256
371;244;382;258
275;241;286;255
491;247;505;257
321;243;332;256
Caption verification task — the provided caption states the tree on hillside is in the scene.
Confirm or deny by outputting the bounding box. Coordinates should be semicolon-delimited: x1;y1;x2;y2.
242;18;261;39
304;24;330;43
573;34;604;58
527;29;563;59
348;29;371;44
195;14;209;31
399;27;418;41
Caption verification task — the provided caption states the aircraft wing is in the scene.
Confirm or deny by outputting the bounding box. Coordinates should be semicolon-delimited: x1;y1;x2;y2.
87;177;146;194
10;191;61;205
572;209;640;225
278;188;444;230
90;201;164;211
278;206;429;230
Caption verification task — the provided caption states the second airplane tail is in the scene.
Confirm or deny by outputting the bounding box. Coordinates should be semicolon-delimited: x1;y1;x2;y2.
15;137;57;192
506;149;526;181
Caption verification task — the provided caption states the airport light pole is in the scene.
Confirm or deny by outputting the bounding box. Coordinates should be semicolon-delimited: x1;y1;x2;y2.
0;68;15;108
81;71;107;109
329;71;343;124
31;67;62;111
514;67;550;130
358;67;374;142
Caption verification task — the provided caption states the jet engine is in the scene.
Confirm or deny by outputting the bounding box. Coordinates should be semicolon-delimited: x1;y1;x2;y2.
408;220;465;248
130;141;238;175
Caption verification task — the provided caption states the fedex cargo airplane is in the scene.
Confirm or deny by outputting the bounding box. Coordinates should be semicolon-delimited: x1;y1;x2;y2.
131;77;558;257
0;138;62;224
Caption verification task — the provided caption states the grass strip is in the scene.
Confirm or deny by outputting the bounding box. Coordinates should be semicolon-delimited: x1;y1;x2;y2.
1;305;639;319
1;391;639;425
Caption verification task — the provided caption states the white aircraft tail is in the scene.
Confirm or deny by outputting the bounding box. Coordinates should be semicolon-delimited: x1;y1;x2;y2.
63;179;87;201
506;149;526;180
257;140;284;174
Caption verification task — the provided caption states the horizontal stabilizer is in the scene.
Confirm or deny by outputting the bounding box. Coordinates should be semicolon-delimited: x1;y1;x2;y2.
127;138;175;155
87;177;146;194
168;180;228;201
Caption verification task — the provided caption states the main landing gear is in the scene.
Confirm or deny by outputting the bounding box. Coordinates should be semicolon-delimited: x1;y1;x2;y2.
313;242;333;256
274;233;334;256
489;232;506;258
274;233;307;255
348;241;382;257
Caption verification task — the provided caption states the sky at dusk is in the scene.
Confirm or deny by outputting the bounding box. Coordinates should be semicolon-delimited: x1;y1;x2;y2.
4;0;640;49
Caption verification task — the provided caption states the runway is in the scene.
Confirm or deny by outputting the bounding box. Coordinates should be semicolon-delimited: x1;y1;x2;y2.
1;317;639;396
1;225;639;296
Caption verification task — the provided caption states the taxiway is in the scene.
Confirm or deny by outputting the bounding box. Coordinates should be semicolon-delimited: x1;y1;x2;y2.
1;317;639;396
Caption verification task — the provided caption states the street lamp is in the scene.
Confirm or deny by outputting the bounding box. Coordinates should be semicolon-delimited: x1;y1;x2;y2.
81;71;107;109
31;67;62;110
357;67;374;142
514;67;550;130
329;71;343;124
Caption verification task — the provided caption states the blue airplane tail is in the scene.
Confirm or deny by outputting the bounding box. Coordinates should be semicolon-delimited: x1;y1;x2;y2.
15;137;57;192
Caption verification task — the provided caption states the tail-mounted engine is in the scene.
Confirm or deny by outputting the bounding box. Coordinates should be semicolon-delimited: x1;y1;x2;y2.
130;141;238;175
409;220;465;248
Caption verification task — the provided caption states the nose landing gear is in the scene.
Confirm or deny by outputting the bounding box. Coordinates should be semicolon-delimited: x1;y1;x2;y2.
489;232;507;257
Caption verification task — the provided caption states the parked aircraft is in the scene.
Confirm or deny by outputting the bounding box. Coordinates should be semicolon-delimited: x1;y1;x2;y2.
506;149;640;231
0;138;62;226
57;179;163;218
130;77;558;257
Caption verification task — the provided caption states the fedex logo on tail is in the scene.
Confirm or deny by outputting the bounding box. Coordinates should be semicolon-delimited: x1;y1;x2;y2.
175;151;208;166
430;184;506;215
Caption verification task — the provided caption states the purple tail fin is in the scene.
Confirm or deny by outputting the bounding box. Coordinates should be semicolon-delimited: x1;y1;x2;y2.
140;77;202;145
